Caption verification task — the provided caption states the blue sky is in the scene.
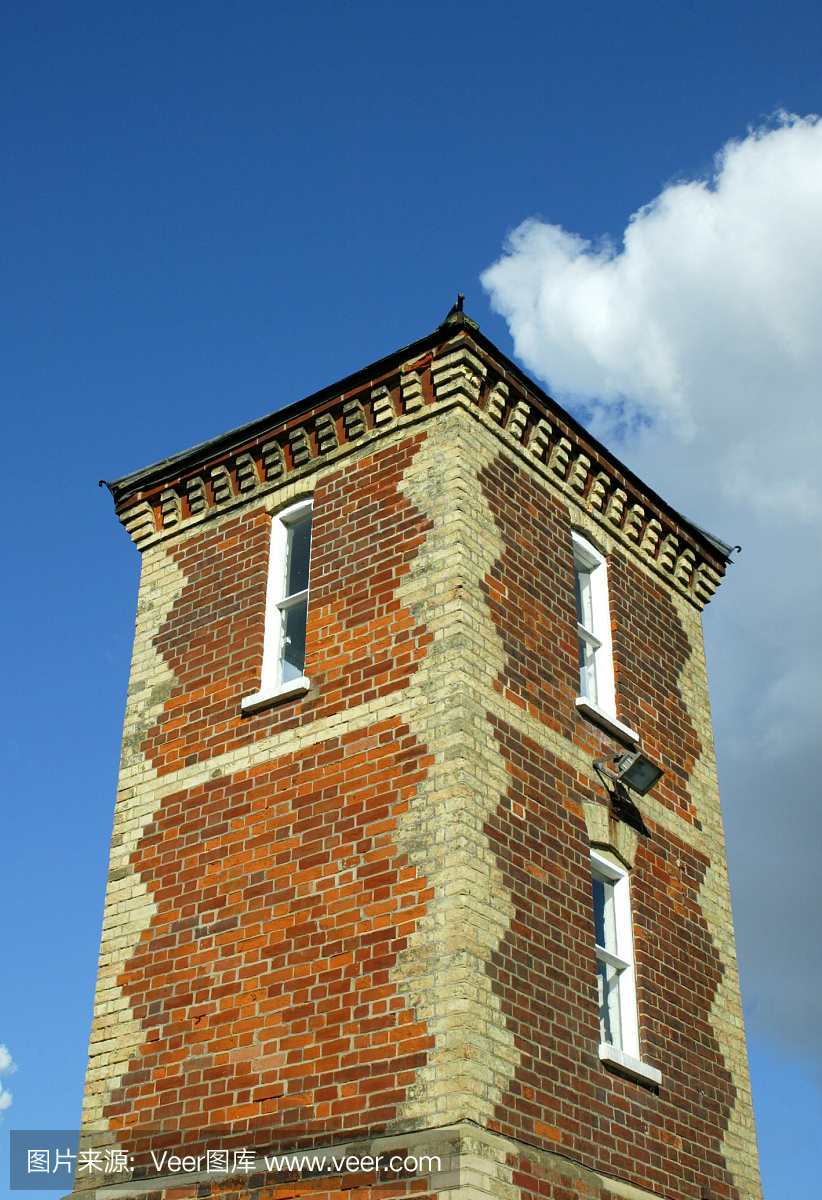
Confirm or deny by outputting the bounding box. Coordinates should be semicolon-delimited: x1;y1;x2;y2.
2;4;821;1198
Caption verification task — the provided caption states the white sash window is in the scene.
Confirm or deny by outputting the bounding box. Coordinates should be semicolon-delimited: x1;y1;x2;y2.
572;532;616;715
590;851;660;1087
591;852;638;1056
241;497;313;713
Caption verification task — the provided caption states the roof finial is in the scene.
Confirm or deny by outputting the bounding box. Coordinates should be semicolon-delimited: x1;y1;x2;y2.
439;293;477;330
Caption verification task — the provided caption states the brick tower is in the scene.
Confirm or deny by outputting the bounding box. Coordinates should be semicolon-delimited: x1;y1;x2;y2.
79;302;762;1200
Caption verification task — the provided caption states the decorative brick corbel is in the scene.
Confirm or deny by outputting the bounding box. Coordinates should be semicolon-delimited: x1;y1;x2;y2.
674;548;696;588
605;487;627;527
693;562;722;603
187;476;208;515
315;412;339;454
640;518;662;557
431;346;487;405
548;436;572;479
371;386;396;426
211;464;233;504
657;534;679;573
342;398;368;439
160;488;182;529
289;426;313;467
505;399;530;440
527;418;553;460
262;441;286;482
587;473;610;512
568;453;591;494
624;503;645;541
484;381;508;423
236;453;261;492
119;500;156;545
401;370;425;413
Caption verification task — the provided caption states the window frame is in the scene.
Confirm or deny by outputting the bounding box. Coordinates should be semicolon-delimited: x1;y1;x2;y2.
572;532;616;716
590;850;662;1087
591;850;639;1059
241;497;313;714
571;532;638;745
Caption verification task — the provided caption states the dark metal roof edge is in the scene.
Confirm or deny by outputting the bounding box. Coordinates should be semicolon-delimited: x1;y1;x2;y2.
105;312;733;566
672;516;735;561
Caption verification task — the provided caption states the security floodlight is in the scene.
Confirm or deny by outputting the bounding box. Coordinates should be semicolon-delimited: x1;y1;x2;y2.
615;750;664;796
593;748;664;797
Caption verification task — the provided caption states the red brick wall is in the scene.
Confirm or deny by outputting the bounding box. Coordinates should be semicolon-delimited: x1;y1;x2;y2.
479;452;739;1200
146;434;432;778
107;719;432;1154
108;433;436;1161
97;427;741;1200
478;453;580;743
608;549;703;827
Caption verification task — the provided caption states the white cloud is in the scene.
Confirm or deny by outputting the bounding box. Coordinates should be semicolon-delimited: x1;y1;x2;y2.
482;113;822;1070
483;113;822;518
0;1045;16;1120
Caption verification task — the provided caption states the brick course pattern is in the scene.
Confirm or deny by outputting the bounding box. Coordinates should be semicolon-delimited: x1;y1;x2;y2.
146;436;433;776
78;321;761;1200
477;448;757;1200
108;720;432;1145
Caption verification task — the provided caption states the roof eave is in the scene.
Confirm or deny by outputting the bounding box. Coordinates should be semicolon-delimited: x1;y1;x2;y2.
105;324;450;505
104;316;734;567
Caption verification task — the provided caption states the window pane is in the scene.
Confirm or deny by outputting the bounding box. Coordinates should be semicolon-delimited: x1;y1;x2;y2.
592;876;606;946
285;516;312;597
603;878;617;953
575;566;594;631
282;600;307;681
575;564;598;701
592;873;618;953
579;637;598;702
597;960;623;1048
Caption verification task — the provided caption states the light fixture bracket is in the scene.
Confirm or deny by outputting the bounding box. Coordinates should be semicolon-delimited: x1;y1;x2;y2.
593;747;664;797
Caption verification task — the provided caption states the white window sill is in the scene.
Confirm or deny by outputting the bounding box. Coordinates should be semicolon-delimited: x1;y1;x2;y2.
575;697;639;746
241;676;310;714
598;1043;662;1087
